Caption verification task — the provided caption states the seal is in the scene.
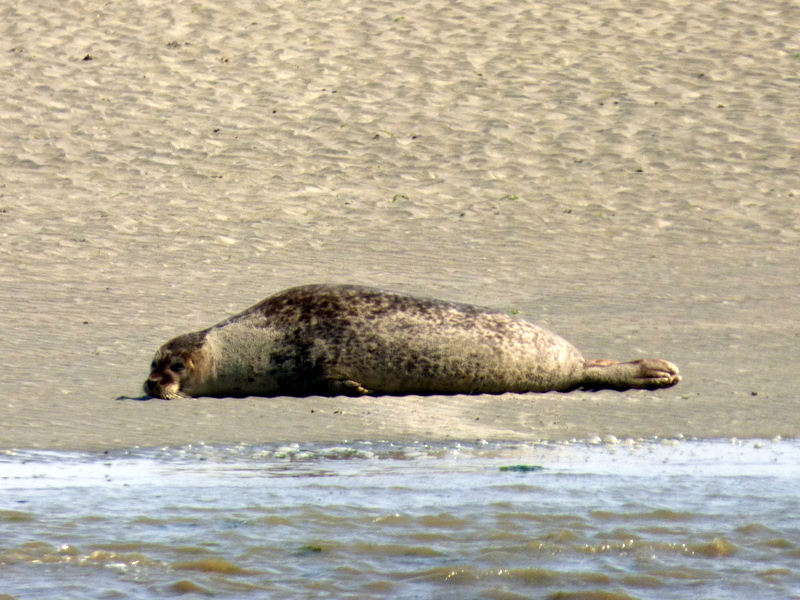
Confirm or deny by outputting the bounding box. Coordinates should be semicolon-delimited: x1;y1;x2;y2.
144;284;681;399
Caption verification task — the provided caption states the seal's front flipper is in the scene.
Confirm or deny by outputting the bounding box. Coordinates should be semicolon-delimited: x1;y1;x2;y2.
326;378;371;396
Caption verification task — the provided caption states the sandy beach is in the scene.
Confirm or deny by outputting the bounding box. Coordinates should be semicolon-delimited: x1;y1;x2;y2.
1;0;798;451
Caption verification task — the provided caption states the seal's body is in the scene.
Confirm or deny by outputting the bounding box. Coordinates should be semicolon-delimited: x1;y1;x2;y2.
145;284;681;399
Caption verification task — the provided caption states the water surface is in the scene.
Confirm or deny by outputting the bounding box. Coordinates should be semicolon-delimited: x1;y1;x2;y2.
1;439;798;599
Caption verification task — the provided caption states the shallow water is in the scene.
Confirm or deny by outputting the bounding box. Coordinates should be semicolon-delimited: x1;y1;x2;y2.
1;439;799;599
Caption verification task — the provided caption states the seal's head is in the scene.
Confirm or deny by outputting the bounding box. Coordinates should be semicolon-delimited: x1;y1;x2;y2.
144;332;211;399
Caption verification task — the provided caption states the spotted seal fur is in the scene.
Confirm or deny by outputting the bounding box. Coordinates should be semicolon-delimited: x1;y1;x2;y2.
144;284;681;399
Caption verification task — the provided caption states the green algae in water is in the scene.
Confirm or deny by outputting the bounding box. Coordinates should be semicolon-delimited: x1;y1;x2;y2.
499;465;544;472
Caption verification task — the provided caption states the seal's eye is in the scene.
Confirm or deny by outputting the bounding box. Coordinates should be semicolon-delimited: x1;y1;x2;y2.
151;360;157;369
171;360;186;373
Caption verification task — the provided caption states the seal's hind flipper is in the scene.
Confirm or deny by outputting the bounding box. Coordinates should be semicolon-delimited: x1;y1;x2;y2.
581;358;681;391
629;359;682;390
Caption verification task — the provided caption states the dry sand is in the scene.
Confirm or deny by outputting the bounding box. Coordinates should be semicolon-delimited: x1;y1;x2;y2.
1;0;798;451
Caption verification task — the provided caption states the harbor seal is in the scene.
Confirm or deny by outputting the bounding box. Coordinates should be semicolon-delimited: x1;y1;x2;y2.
144;284;681;399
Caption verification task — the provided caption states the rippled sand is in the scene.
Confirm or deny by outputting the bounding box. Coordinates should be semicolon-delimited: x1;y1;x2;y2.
1;0;798;450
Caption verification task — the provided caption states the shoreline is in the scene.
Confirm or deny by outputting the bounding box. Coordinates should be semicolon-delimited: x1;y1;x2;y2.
3;390;794;453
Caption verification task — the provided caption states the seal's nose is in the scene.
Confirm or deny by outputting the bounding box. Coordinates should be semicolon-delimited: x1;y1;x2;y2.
144;379;157;395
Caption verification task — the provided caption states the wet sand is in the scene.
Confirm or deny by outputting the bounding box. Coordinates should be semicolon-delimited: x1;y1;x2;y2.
1;0;798;451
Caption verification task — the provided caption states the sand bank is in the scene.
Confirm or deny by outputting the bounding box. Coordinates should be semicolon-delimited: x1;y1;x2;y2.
1;0;798;450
